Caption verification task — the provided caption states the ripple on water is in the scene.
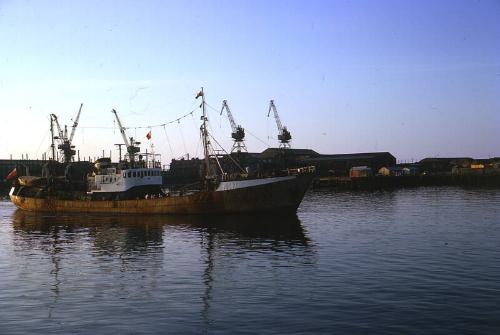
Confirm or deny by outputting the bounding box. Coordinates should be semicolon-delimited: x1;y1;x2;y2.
0;187;499;334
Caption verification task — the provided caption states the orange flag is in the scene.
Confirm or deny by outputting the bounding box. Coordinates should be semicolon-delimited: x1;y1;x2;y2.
146;130;152;140
6;168;17;180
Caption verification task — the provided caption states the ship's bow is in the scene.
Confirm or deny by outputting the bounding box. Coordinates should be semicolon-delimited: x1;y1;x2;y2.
216;173;314;214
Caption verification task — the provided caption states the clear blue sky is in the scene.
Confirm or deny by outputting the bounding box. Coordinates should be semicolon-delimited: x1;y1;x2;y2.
0;0;498;164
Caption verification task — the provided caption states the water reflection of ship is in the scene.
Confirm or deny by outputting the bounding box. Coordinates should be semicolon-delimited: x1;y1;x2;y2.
11;210;312;253
11;210;314;329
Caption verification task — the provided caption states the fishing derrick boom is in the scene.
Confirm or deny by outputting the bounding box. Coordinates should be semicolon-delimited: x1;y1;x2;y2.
268;100;291;148
220;100;247;153
50;103;83;162
111;109;141;164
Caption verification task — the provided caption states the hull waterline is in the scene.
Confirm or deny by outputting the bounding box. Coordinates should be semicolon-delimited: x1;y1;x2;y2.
10;174;313;215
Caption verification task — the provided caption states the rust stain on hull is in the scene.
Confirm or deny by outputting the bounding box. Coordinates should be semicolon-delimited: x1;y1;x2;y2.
10;175;313;215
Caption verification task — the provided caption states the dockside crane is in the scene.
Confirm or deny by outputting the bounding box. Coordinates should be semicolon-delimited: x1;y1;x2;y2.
50;103;83;162
268;100;291;148
220;100;247;153
111;109;141;164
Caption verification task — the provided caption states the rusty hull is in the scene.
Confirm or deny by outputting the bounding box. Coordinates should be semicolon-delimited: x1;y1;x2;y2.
10;174;313;215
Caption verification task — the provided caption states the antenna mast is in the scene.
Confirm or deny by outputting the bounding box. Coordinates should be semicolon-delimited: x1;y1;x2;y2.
114;143;126;162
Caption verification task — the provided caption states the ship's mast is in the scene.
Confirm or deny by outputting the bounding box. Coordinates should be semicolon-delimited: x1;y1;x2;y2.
114;143;126;162
198;87;212;180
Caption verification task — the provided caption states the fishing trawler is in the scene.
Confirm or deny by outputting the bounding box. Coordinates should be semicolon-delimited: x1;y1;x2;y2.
9;89;315;214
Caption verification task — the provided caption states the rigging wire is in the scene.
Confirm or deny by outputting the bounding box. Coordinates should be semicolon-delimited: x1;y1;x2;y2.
204;102;227;148
208;132;246;173
191;113;202;157
78;107;199;131
51;97;267;165
124;108;199;130
245;128;270;148
194;133;202;158
66;103;202;164
177;120;188;156
34;128;50;159
79;126;116;129
266;110;271;147
204;102;219;114
162;125;174;158
198;101;224;174
207;100;269;149
211;149;225;175
190;112;199;131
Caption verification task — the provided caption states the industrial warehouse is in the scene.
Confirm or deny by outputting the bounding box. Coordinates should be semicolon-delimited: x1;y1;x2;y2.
2;150;500;194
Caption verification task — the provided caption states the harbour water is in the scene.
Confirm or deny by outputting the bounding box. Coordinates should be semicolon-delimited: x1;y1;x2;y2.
1;187;499;334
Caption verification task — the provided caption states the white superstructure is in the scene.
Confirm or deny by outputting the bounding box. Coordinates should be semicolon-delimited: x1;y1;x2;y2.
88;167;162;193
